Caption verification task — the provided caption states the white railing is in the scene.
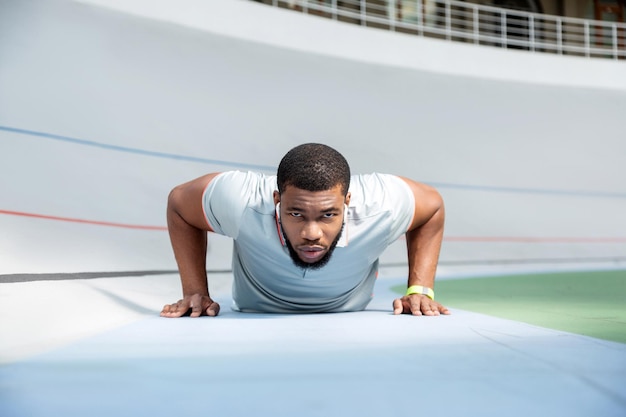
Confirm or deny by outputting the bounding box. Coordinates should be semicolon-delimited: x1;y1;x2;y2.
257;0;626;60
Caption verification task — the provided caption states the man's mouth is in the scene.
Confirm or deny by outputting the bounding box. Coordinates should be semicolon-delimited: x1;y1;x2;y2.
297;246;326;262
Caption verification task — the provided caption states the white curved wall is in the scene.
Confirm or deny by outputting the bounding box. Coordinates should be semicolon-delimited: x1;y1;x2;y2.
77;0;626;91
1;0;625;275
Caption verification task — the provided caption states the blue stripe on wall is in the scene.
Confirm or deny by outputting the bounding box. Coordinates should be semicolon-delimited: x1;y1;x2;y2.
0;125;276;172
2;125;625;199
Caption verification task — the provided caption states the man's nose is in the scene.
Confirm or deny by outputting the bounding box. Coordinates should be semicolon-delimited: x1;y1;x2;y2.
301;221;323;241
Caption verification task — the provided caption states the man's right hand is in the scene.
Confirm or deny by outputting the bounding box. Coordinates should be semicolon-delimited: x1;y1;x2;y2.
160;294;220;318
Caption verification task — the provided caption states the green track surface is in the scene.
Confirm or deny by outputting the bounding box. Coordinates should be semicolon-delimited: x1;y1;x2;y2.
392;270;626;344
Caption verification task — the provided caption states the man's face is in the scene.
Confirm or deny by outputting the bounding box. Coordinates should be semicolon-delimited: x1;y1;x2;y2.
274;185;350;269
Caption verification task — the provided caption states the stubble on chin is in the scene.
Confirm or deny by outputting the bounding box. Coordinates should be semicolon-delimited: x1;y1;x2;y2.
284;225;343;270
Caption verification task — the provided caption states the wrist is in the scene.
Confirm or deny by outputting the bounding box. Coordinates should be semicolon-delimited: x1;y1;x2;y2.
405;285;435;300
183;289;209;297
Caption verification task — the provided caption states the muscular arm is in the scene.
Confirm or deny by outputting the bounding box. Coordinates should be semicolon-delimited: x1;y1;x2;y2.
393;177;450;316
161;173;222;318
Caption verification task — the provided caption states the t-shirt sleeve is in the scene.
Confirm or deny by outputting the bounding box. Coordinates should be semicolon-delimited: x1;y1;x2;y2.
202;171;266;239
350;173;415;245
377;174;415;243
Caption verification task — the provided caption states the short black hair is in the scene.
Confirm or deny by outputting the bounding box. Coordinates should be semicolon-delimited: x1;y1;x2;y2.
277;143;350;196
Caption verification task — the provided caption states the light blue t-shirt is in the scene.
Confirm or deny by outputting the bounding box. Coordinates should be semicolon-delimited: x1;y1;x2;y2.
203;171;415;313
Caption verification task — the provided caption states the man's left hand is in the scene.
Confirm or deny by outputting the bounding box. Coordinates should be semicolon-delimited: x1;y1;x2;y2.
393;294;451;316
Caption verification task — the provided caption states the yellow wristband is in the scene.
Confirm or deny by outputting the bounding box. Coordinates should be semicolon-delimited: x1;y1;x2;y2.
405;285;435;300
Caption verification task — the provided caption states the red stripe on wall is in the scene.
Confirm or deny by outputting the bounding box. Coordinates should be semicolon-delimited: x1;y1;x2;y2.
443;236;626;243
0;209;168;231
1;209;625;242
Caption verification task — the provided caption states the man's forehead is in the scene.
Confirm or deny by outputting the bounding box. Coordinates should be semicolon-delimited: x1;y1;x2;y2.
280;185;345;205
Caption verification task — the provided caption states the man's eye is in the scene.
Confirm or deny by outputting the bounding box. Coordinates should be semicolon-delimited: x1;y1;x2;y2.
323;213;337;219
290;212;302;217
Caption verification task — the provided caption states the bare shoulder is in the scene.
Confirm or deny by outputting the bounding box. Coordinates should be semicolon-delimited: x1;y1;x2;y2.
396;176;444;228
168;172;223;231
397;176;441;199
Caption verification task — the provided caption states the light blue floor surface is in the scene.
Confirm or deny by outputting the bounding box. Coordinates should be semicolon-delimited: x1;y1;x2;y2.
2;278;625;417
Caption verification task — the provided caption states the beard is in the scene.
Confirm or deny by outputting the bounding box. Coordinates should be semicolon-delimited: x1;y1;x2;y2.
284;224;344;270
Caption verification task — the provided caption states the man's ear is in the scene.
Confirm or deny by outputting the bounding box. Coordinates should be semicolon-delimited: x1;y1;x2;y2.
273;190;280;205
344;192;351;206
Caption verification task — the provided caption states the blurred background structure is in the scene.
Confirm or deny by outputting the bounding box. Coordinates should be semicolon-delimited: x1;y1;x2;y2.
254;0;626;59
1;0;625;276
